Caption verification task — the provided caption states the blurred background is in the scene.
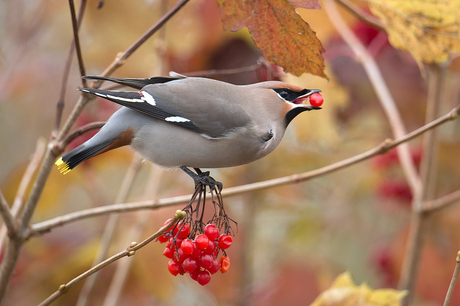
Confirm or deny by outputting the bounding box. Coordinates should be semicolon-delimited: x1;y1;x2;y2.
1;0;460;305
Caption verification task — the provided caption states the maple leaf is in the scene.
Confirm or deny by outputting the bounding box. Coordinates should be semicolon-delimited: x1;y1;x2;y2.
310;272;406;306
369;0;460;65
216;0;326;78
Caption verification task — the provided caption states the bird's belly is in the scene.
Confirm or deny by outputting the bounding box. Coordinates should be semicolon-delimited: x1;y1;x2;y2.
131;122;272;169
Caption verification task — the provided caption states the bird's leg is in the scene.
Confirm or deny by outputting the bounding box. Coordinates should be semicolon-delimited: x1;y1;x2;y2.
180;166;223;192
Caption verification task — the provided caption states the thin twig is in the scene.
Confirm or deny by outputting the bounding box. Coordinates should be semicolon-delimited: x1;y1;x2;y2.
423;189;460;214
69;0;87;88
399;63;447;305
54;0;87;135
76;155;143;306
38;213;184;306
0;192;15;238
0;139;46;257
59;121;106;149
443;251;460;306
29;105;460;236
335;0;385;31
100;0;190;78
102;166;163;306
324;0;421;196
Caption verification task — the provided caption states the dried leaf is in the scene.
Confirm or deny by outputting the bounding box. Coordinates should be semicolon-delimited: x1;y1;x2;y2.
310;272;406;306
369;0;460;64
216;0;326;77
288;0;322;9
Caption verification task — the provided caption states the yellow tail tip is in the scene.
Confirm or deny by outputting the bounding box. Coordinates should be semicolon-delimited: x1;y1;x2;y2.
55;158;71;175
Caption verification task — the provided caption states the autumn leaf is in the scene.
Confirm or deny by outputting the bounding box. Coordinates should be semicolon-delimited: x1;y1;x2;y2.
369;0;460;64
310;272;406;306
216;0;326;78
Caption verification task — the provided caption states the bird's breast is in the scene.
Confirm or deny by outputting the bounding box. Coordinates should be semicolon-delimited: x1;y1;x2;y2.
131;121;280;169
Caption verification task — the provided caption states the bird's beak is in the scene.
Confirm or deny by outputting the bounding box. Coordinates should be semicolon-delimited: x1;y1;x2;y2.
292;89;322;109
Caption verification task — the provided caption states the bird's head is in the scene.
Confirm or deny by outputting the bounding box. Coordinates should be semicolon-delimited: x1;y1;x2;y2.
252;81;322;127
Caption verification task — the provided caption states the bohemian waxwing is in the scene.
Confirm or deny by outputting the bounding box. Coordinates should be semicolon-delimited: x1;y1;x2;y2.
55;75;321;182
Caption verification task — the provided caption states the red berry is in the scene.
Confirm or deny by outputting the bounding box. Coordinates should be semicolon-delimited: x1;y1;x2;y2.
158;233;169;243
208;258;220;274
181;238;194;255
176;247;189;263
189;269;200;281
168;260;181;276
182;257;198;273
204;224;220;241
220;256;230;274
197;270;211;286
195;234;209;250
204;240;216;254
198;254;213;270
309;93;323;107
174;222;190;239
218;234;233;250
167;237;183;250
163;247;174;259
190;242;203;259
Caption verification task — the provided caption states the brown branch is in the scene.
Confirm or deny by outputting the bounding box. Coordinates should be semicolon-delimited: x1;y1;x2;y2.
59;121;106;149
29;105;460;236
423;189;460;214
38;212;184;306
335;0;385;31
69;0;87;88
399;63;448;305
443;252;460;306
54;0;87;135
0;192;15;238
76;155;143;306
324;0;421;197
100;0;190;79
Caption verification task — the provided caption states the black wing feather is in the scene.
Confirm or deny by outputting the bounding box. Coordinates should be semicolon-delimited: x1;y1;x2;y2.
82;75;183;90
80;88;204;133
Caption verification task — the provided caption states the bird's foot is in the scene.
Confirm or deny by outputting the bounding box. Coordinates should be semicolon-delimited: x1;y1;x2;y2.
180;166;223;192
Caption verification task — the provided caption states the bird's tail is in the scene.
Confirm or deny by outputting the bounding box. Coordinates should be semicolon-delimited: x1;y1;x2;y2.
55;138;115;174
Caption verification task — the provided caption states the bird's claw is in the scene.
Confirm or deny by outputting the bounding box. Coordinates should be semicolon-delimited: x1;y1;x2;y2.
180;166;223;192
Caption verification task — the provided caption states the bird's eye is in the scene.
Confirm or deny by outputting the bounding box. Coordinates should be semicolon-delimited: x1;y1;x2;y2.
279;91;290;99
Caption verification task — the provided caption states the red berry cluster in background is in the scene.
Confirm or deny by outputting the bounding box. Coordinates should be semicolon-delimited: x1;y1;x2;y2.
159;220;232;285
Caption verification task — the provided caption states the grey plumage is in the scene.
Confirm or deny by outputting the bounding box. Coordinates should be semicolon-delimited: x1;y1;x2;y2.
56;76;321;173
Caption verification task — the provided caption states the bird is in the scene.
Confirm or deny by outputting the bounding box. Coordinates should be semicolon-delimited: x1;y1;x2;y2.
55;74;322;188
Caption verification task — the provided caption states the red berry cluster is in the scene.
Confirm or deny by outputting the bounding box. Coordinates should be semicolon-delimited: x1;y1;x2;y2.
159;220;232;285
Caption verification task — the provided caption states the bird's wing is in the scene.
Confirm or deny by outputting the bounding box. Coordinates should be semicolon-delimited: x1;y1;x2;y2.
82;75;185;90
80;78;251;138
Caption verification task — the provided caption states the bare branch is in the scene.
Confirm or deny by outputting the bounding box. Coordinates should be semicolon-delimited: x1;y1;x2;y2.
423;189;460;214
76;155;143;306
324;0;422;195
443;252;460;306
29;105;460;236
54;0;87;135
399;63;448;305
0;192;15;238
100;0;190;78
68;0;87;88
38;213;184;306
59;121;106;150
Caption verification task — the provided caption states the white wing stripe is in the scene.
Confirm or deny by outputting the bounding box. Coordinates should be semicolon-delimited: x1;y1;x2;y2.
140;91;156;105
106;94;143;103
165;116;190;122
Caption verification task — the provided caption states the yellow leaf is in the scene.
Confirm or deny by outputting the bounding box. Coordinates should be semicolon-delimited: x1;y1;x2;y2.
310;272;406;306
369;0;460;64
